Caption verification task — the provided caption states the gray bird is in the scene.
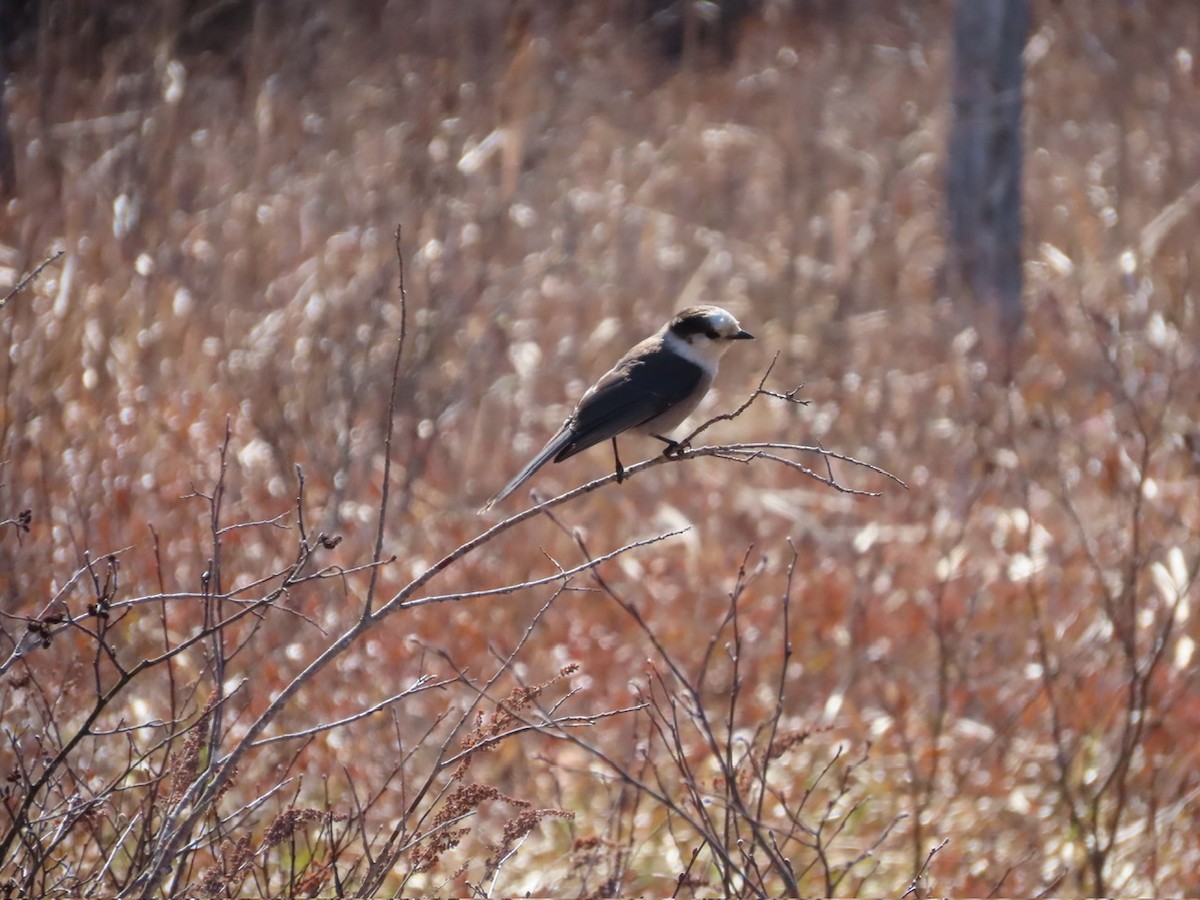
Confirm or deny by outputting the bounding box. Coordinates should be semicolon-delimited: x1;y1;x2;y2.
483;305;754;510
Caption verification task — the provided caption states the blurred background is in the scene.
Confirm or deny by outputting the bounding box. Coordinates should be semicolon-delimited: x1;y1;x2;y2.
1;0;1198;895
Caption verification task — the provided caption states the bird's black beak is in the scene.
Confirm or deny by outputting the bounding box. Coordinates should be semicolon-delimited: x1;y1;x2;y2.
734;329;754;340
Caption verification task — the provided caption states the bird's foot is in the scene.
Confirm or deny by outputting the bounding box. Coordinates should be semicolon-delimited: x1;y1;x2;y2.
654;435;688;459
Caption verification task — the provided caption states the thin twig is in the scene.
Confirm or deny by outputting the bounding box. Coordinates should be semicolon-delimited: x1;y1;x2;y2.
1;250;64;311
902;838;949;898
249;676;447;747
438;705;647;768
398;528;688;610
364;226;409;617
678;352;805;448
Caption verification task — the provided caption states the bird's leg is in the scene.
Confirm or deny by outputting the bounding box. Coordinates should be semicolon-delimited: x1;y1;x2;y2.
653;434;687;459
611;437;626;483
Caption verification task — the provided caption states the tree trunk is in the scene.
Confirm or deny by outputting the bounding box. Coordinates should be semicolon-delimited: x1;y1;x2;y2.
0;51;16;198
946;0;1029;354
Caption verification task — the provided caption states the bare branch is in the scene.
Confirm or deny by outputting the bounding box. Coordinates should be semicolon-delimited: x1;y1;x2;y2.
1;250;64;311
363;226;409;618
249;675;448;747
396;528;688;611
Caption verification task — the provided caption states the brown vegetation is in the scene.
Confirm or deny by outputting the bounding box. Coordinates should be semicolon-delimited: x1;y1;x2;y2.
1;1;1198;895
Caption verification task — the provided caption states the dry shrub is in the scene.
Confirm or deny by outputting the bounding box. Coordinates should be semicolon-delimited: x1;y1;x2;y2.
2;1;1199;895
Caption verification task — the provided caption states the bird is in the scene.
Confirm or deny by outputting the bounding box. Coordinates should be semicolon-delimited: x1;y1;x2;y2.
482;305;754;510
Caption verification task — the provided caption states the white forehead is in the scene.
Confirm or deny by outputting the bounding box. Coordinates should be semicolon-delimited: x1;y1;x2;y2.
704;307;741;334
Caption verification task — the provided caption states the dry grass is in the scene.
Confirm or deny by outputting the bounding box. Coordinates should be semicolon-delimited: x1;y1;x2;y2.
2;1;1199;895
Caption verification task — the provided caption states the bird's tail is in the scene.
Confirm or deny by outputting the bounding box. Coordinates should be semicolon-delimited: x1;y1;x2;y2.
480;426;572;513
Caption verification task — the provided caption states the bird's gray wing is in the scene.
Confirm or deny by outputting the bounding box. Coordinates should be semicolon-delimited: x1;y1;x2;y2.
553;347;706;462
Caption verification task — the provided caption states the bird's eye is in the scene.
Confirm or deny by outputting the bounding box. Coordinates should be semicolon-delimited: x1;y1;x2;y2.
705;328;720;340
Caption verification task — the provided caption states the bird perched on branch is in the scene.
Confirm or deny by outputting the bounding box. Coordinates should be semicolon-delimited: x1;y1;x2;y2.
482;305;754;511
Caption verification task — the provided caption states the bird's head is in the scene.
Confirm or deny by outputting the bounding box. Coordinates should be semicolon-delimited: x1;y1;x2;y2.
664;305;754;362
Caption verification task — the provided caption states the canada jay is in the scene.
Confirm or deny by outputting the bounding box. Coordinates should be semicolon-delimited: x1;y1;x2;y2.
483;305;753;510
